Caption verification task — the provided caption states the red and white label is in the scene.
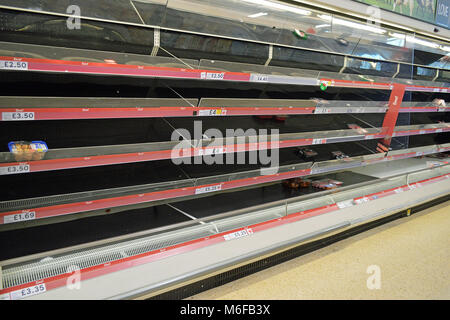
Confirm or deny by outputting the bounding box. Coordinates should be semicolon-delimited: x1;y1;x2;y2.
0;60;28;70
314;107;331;114
195;184;222;194
312;138;326;145
223;228;253;241
201;72;225;80
4;211;36;224
198;147;225;156
2;112;35;121
0;164;30;175
354;197;370;204
250;74;269;82
9;283;46;300
336;199;354;209
198;109;227;116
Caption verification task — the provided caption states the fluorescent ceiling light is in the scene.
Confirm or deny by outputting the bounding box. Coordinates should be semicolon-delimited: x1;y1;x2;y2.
242;0;311;15
332;17;386;34
315;24;331;28
318;14;385;34
248;12;268;18
318;14;332;21
405;36;439;49
389;32;406;39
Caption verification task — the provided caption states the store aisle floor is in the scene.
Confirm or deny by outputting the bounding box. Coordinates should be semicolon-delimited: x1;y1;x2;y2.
187;201;450;300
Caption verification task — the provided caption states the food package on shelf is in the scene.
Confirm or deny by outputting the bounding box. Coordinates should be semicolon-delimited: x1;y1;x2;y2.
323;179;343;186
312;180;338;190
8;141;48;161
331;150;349;159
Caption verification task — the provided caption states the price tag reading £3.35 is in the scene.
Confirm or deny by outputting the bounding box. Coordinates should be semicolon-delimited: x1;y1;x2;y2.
9;284;46;300
0;60;28;70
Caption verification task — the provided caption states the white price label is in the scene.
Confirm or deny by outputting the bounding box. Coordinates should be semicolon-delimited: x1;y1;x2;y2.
419;130;426;134
312;138;326;145
195;184;222;194
4;211;36;224
435;129;443;133
201;72;225;80
10;283;46;300
2;112;35;121
0;60;28;70
409;183;421;190
223;228;253;241
394;188;404;194
314;107;330;114
355;197;370;204
0;293;10;300
336;199;354;209
0;164;30;175
416;152;424;157
250;74;269;82
198;147;224;156
198;109;227;116
310;167;327;175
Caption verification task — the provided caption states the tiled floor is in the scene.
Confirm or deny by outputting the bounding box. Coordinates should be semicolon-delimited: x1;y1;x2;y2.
187;201;450;300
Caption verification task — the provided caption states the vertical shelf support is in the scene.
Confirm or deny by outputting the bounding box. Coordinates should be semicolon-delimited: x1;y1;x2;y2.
380;83;406;147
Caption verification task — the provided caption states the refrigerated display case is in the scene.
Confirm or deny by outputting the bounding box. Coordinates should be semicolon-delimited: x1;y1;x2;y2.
0;0;448;300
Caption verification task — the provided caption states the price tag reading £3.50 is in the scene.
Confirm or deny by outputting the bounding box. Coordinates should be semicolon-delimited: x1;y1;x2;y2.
2;112;35;121
0;164;30;175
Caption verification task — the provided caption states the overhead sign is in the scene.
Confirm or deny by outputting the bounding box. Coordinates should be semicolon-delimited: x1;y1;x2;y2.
435;0;450;28
354;0;441;26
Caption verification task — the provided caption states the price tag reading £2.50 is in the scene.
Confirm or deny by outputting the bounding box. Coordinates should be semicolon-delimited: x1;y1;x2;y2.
0;164;30;175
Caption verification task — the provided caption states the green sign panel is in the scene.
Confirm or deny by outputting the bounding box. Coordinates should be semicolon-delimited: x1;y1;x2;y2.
355;0;437;24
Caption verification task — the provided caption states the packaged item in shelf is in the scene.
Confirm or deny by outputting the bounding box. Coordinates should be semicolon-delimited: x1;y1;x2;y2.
335;37;349;46
376;142;390;153
322;183;338;190
311;180;324;188
299;178;312;188
297;147;318;160
282;179;299;189
8;141;48;161
30;141;48;160
432;99;446;107
274;115;287;122
293;29;308;40
312;180;337;190
311;98;329;105
347;124;368;134
331;151;349;160
323;179;343;186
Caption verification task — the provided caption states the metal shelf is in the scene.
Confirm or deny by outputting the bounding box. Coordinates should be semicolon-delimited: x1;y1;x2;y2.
1;41;449;92
1;123;448;175
0;143;448;225
0;97;198;120
1;162;448;299
1;97;448;121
